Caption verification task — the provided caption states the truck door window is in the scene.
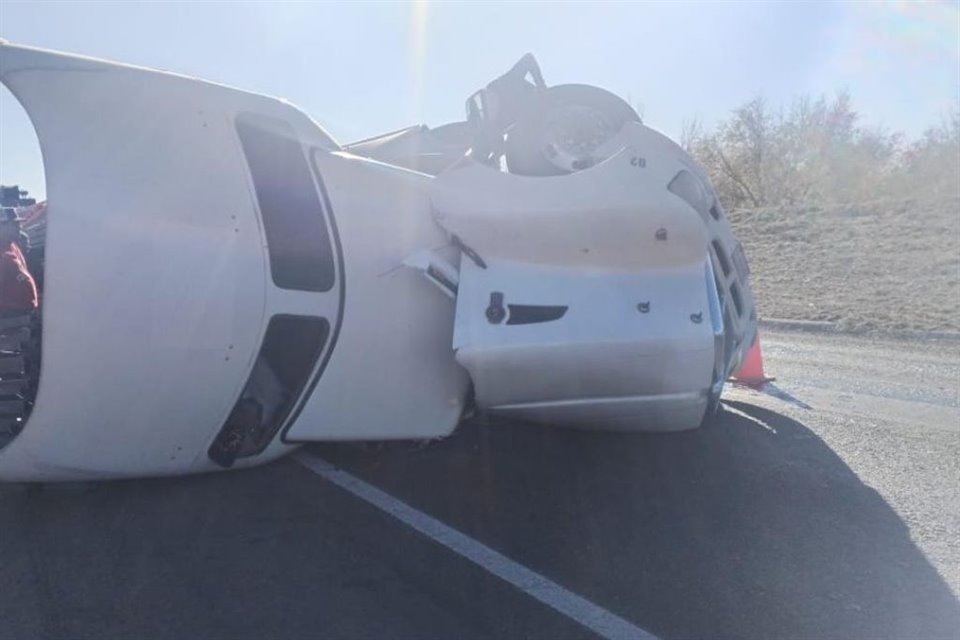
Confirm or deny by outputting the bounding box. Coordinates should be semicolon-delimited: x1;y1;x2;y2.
209;315;329;467
236;113;336;292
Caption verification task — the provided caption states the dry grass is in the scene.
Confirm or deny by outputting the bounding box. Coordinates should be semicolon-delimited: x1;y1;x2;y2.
728;196;960;333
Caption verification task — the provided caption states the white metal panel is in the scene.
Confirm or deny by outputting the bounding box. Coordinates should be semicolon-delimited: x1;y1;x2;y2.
431;124;708;270
453;259;714;430
285;152;470;441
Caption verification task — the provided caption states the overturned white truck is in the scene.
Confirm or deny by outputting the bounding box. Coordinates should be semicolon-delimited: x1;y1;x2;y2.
0;43;756;481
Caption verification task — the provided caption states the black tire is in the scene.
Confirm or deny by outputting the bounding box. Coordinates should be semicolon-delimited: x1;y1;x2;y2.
504;83;640;176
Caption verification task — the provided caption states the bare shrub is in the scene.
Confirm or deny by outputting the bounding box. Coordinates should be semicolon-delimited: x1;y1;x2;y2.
684;94;959;208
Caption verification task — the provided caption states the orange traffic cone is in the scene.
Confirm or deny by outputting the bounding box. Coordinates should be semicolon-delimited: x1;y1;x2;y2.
731;334;775;387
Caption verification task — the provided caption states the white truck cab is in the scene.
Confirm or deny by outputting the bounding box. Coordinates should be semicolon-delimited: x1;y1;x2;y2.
0;43;755;481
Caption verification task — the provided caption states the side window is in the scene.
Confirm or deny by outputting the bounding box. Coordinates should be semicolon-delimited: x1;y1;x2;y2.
209;315;329;467
236;113;335;292
712;240;732;277
667;169;710;219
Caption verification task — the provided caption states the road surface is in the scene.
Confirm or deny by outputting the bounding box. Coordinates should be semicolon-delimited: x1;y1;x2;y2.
1;329;958;639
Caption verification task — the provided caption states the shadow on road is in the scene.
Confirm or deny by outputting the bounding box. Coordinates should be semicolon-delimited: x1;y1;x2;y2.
315;401;960;640
2;401;957;640
0;461;500;640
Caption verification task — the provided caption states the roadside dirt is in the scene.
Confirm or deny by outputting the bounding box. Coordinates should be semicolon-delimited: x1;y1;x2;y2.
729;196;960;333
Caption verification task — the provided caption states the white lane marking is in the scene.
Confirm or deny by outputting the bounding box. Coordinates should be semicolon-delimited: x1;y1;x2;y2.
295;452;658;640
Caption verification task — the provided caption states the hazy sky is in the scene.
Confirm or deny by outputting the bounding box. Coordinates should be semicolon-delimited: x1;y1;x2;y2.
1;0;958;199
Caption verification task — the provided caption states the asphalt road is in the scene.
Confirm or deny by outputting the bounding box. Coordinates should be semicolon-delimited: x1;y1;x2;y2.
1;329;958;639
